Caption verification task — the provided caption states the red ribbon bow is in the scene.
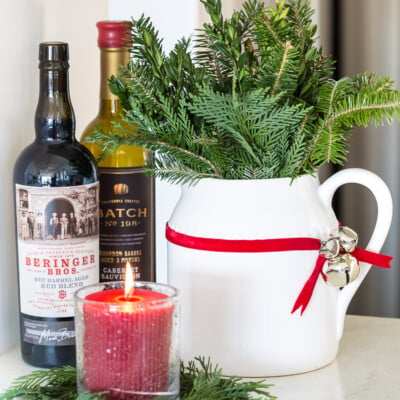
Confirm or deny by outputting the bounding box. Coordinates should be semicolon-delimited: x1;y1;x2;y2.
166;223;392;314
291;247;392;314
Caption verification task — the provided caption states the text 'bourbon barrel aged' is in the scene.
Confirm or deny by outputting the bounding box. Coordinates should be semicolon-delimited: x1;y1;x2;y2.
13;42;99;367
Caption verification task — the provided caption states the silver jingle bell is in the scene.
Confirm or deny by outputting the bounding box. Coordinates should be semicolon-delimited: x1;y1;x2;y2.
324;253;360;288
320;237;340;259
338;226;358;253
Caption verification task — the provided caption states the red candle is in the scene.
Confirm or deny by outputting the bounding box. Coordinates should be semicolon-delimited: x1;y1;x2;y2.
81;279;175;400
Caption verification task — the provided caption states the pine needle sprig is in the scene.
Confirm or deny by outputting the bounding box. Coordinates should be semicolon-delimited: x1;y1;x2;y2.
284;0;334;104
180;357;276;400
187;86;312;179
125;15;168;92
0;358;276;400
0;366;106;400
195;0;262;94
85;121;222;185
304;74;400;168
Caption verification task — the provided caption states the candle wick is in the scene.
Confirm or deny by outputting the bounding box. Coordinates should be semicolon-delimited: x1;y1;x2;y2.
125;287;134;300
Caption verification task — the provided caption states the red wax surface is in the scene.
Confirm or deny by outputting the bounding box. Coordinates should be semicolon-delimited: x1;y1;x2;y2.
83;288;173;400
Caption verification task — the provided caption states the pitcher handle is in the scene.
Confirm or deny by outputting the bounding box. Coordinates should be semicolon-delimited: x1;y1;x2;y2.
318;168;393;339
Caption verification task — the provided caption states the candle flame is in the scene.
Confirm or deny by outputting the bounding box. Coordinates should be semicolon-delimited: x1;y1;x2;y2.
124;262;135;299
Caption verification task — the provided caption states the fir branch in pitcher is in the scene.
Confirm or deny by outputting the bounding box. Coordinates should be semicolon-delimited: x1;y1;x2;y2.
84;0;400;184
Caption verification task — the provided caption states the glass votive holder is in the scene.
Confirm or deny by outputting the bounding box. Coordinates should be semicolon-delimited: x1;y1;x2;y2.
74;281;180;400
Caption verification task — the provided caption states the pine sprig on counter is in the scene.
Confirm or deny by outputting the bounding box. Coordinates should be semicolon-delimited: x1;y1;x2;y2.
0;357;276;400
0;366;105;399
180;357;276;400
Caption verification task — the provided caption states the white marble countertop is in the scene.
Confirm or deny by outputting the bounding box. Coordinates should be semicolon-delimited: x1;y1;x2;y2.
0;315;399;399
268;314;400;399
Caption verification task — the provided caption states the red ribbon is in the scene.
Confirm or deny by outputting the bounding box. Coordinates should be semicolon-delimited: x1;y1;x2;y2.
166;223;393;315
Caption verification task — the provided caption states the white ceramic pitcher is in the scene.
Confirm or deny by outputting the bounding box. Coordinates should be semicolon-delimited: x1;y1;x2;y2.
167;168;392;377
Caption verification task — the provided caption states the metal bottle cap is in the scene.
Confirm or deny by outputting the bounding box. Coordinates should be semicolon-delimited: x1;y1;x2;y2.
39;42;69;62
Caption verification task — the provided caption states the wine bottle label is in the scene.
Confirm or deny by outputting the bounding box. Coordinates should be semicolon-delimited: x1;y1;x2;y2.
22;316;75;346
15;182;99;318
99;167;155;282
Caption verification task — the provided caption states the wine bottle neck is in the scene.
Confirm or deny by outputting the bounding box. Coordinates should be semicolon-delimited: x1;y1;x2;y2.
99;48;129;110
35;65;75;142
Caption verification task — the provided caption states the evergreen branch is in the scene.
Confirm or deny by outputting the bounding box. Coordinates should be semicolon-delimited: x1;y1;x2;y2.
326;125;334;164
327;80;340;115
295;115;326;174
270;40;294;95
125;112;223;176
0;358;276;400
261;16;285;48
86;124;222;177
111;68;162;112
90;0;400;183
146;166;222;185
280;113;311;177
0;366;106;399
142;140;217;170
195;30;225;88
316;79;345;163
180;357;276;400
374;77;394;93
188;87;266;167
126;14;168;90
328;99;400;127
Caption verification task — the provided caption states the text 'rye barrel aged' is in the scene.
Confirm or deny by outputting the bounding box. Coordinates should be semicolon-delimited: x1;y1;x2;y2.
81;21;155;283
13;42;99;367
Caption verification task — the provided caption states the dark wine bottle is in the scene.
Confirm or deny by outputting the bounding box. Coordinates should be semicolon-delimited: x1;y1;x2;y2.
13;42;99;368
